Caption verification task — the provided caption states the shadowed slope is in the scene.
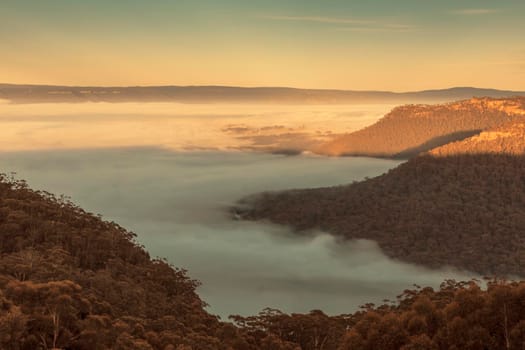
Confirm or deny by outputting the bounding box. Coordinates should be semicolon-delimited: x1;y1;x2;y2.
236;154;525;276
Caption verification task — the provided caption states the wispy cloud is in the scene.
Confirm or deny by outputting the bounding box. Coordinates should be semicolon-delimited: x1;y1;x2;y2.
334;26;415;33
261;15;415;33
452;8;500;15
260;15;374;25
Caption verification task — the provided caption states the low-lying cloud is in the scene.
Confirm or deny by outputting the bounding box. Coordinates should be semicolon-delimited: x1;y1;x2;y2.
0;148;476;318
452;8;500;15
262;14;415;33
0;102;392;153
260;15;374;25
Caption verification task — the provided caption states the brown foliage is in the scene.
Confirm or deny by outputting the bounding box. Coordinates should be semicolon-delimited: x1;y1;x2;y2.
0;174;244;349
231;280;525;349
430;121;525;156
317;97;525;157
5;167;525;349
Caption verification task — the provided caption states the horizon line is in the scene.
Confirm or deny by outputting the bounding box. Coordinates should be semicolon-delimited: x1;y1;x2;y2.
1;83;524;94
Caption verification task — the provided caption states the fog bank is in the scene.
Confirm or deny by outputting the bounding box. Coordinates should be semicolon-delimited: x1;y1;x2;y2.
0;102;392;153
0;148;475;318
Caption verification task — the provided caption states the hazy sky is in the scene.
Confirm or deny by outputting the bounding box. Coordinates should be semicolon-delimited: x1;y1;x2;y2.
1;0;524;90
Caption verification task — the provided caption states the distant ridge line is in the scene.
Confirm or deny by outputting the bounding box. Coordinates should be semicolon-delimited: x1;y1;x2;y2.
0;83;524;93
1;84;524;104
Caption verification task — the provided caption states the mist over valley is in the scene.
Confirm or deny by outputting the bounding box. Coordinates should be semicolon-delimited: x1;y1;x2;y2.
2;96;525;348
0;147;474;318
3;0;525;346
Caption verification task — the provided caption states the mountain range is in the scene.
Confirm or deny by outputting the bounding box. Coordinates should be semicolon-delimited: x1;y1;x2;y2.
1;84;524;104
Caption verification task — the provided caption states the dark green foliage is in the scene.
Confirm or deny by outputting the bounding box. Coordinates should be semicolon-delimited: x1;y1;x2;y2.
240;154;525;276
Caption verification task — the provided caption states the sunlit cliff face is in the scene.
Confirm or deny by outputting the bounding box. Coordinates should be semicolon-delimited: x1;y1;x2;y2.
0;102;392;153
430;121;525;156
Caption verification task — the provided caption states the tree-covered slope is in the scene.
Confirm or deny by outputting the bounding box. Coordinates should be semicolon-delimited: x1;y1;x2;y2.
5;168;525;349
316;97;525;158
234;279;525;350
237;154;525;276
0;174;252;349
430;121;525;156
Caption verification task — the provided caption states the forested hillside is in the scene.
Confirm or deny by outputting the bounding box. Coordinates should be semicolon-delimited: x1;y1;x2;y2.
234;279;525;350
316;97;525;158
0;174;248;349
237;154;525;276
430;121;525;156
4;165;525;348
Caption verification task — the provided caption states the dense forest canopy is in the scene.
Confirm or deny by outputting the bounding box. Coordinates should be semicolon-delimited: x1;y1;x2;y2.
237;154;525;277
430;121;525;156
0;174;245;349
234;279;525;350
316;97;525;158
5;169;525;349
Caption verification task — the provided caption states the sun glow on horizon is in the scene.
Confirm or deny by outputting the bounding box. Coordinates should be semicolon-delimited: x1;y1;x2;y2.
1;0;524;91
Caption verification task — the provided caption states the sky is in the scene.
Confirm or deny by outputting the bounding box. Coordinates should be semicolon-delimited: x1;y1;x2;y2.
1;0;524;91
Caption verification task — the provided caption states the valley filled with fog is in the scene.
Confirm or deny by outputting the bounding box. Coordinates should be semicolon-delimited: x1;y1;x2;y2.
0;102;392;154
0;103;475;318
